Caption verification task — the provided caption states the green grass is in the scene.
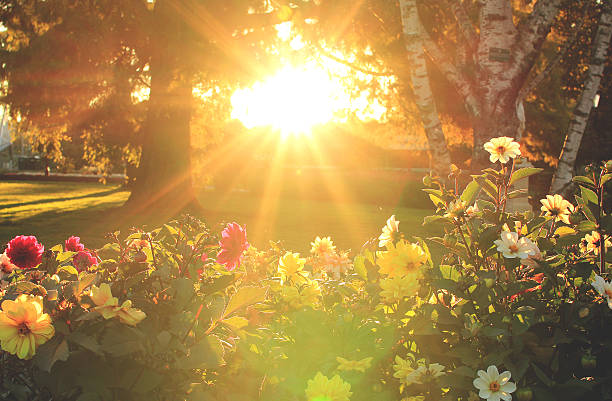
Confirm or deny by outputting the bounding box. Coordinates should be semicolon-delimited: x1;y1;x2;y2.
0;180;435;253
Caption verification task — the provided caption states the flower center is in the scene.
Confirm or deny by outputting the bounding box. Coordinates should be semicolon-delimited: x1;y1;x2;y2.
17;323;30;336
496;146;507;155
509;244;519;253
489;381;500;392
549;207;561;216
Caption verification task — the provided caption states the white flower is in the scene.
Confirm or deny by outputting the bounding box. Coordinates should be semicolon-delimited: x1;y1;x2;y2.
444;200;467;219
520;239;542;268
494;231;537;259
591;274;612;309
378;215;399;248
473;365;517;401
466;203;480;217
483;137;521;164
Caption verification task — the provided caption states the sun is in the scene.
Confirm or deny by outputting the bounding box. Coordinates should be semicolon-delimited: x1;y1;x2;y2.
231;63;352;138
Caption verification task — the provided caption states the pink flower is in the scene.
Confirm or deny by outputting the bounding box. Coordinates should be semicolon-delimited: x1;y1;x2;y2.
5;236;44;269
65;236;85;252
0;252;16;279
73;251;98;272
216;223;249;271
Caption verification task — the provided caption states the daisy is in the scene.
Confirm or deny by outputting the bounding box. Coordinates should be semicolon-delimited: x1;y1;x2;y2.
494;231;537;259
473;365;516;401
483;137;521;164
540;194;574;224
591;274;612;309
378;215;400;248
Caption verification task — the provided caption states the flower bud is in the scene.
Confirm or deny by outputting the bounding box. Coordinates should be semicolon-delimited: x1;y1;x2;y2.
605;160;612;173
516;387;534;401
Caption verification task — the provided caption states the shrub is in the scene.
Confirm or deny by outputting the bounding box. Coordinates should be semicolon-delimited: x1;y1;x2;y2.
0;138;610;401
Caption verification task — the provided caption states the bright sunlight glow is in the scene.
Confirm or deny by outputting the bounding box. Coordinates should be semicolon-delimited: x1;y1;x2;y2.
230;63;353;137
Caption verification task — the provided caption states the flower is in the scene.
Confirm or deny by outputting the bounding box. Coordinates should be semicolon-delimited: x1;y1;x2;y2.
0;294;55;359
116;300;146;326
65;236;85;252
73;251;98;272
540;194;574;224
376;240;427;278
0;252;16;280
445;200;467;219
90;283;121;319
494;231;537;259
278;252;307;281
591;274;612;309
412;364;446;384
393;355;418;385
216;222;250;271
379;274;419;303
473;365;516;401
378;215;400;247
520;240;542;268
311;236;336;256
582;231;611;255
483;137;521;164
312;251;351;280
5;235;44;269
336;356;373;372
280;281;321;309
305;372;352;401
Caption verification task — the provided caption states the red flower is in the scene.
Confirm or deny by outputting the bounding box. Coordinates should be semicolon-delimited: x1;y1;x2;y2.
5;236;44;269
65;236;85;252
216;223;249;271
73;251;98;272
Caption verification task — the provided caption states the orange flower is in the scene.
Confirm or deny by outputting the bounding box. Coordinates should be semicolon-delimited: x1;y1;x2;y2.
0;294;55;359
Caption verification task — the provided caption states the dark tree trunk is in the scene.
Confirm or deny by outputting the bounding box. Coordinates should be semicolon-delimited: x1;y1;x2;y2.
126;0;201;216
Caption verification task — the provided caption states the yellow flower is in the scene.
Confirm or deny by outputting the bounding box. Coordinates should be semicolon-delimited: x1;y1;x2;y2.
379;274;420;303
540;194;574;224
305;372;352;401
483;136;521;164
336;356;373;372
90;283;121;319
278;252;307;281
311;236;336;256
0;294;55;359
378;215;400;248
582;231;611;255
117;300;147;326
393;355;416;385
376;240;427;278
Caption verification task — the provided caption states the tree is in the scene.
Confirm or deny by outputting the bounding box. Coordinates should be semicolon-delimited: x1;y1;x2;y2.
0;0;284;213
550;3;612;195
300;0;587;170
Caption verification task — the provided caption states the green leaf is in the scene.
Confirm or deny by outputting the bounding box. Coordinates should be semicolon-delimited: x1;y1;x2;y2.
580;186;599;205
57;265;79;280
509;167;543;186
474;176;498;203
34;337;69;372
439;265;461;282
507;189;528;199
572;175;596;188
223;286;268;319
75;272;97;297
554;226;576;237
221;316;249;331
601;173;612;186
180;336;225;370
460;180;480;204
575;220;598;232
353;255;367;280
68;331;102;354
531;363;554;387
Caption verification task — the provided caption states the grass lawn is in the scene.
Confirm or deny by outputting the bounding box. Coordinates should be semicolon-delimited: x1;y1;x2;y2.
0;180;435;253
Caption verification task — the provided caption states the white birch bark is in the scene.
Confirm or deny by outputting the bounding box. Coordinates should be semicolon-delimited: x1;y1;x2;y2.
550;5;612;195
399;0;451;176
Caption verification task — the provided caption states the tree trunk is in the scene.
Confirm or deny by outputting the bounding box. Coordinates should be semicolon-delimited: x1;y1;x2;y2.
399;0;452;177
126;0;201;216
550;4;612;195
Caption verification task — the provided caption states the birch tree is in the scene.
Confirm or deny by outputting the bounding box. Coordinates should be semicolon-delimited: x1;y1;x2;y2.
550;3;612;195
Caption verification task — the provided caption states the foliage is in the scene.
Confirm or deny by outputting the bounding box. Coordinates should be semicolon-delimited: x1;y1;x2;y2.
1;146;611;400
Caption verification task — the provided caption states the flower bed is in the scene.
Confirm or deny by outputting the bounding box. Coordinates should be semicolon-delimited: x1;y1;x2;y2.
0;138;610;401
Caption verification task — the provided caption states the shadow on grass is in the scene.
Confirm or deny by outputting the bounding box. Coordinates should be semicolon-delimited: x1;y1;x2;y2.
0;188;123;209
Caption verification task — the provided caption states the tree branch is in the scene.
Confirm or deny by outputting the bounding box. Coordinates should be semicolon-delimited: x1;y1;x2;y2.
312;44;394;77
447;0;478;49
420;29;481;117
512;0;563;81
517;20;585;101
